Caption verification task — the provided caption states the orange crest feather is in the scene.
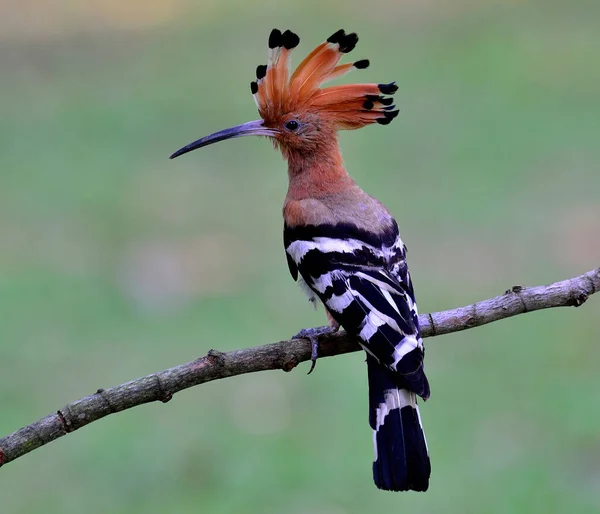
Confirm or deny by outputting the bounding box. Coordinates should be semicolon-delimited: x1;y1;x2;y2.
250;29;399;130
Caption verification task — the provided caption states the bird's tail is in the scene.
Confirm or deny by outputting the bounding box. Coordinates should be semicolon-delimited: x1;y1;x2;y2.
367;355;430;491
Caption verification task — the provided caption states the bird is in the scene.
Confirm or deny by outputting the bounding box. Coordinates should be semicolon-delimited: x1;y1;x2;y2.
170;29;431;492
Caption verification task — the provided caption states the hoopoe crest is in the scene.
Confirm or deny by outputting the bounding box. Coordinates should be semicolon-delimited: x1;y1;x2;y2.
170;29;399;160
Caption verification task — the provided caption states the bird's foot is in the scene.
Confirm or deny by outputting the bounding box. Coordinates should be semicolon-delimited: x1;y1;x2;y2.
292;325;338;375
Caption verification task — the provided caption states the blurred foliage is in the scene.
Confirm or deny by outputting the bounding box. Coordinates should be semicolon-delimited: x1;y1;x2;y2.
1;1;599;513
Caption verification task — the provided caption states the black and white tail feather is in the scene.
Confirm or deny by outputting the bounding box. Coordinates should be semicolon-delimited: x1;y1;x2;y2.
368;356;430;491
285;221;431;491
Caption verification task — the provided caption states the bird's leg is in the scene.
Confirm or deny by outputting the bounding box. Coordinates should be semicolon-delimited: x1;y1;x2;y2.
292;311;340;375
292;326;336;375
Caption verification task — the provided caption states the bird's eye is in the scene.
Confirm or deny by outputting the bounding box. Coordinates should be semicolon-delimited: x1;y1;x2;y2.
285;120;299;131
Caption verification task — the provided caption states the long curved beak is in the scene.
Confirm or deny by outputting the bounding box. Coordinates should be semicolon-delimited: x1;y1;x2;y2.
169;119;277;159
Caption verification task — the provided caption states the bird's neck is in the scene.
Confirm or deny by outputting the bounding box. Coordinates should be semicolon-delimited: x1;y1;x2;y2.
284;139;355;201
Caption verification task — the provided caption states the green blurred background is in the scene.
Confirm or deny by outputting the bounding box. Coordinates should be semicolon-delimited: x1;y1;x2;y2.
1;1;599;512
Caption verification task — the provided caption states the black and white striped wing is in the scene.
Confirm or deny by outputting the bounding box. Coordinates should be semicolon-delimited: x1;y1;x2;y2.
284;223;429;398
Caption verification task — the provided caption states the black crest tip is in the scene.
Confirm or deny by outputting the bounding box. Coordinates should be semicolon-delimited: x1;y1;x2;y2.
256;64;267;80
250;81;258;94
327;29;345;44
282;30;300;50
366;95;394;106
363;99;374;110
339;32;358;53
376;109;400;125
268;29;282;49
376;110;400;125
378;82;398;95
354;59;370;69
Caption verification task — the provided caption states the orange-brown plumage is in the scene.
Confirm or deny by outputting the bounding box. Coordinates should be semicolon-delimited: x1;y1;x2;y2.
290;45;343;98
245;29;400;215
251;29;398;133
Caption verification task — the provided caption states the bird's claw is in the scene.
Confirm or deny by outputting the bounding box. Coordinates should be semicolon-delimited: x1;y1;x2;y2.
292;325;336;375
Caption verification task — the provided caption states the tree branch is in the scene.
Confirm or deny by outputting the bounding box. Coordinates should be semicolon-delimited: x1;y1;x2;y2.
1;268;598;468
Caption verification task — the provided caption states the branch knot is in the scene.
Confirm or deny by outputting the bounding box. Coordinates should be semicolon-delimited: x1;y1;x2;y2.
56;409;73;433
207;349;226;367
281;355;299;372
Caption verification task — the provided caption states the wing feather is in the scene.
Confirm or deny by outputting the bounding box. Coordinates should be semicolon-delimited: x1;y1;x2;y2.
284;222;429;399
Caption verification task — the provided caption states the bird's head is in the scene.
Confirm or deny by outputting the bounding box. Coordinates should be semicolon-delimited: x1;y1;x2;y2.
170;29;398;161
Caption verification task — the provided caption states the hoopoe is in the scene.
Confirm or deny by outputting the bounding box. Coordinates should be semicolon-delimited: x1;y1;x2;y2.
170;29;431;492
